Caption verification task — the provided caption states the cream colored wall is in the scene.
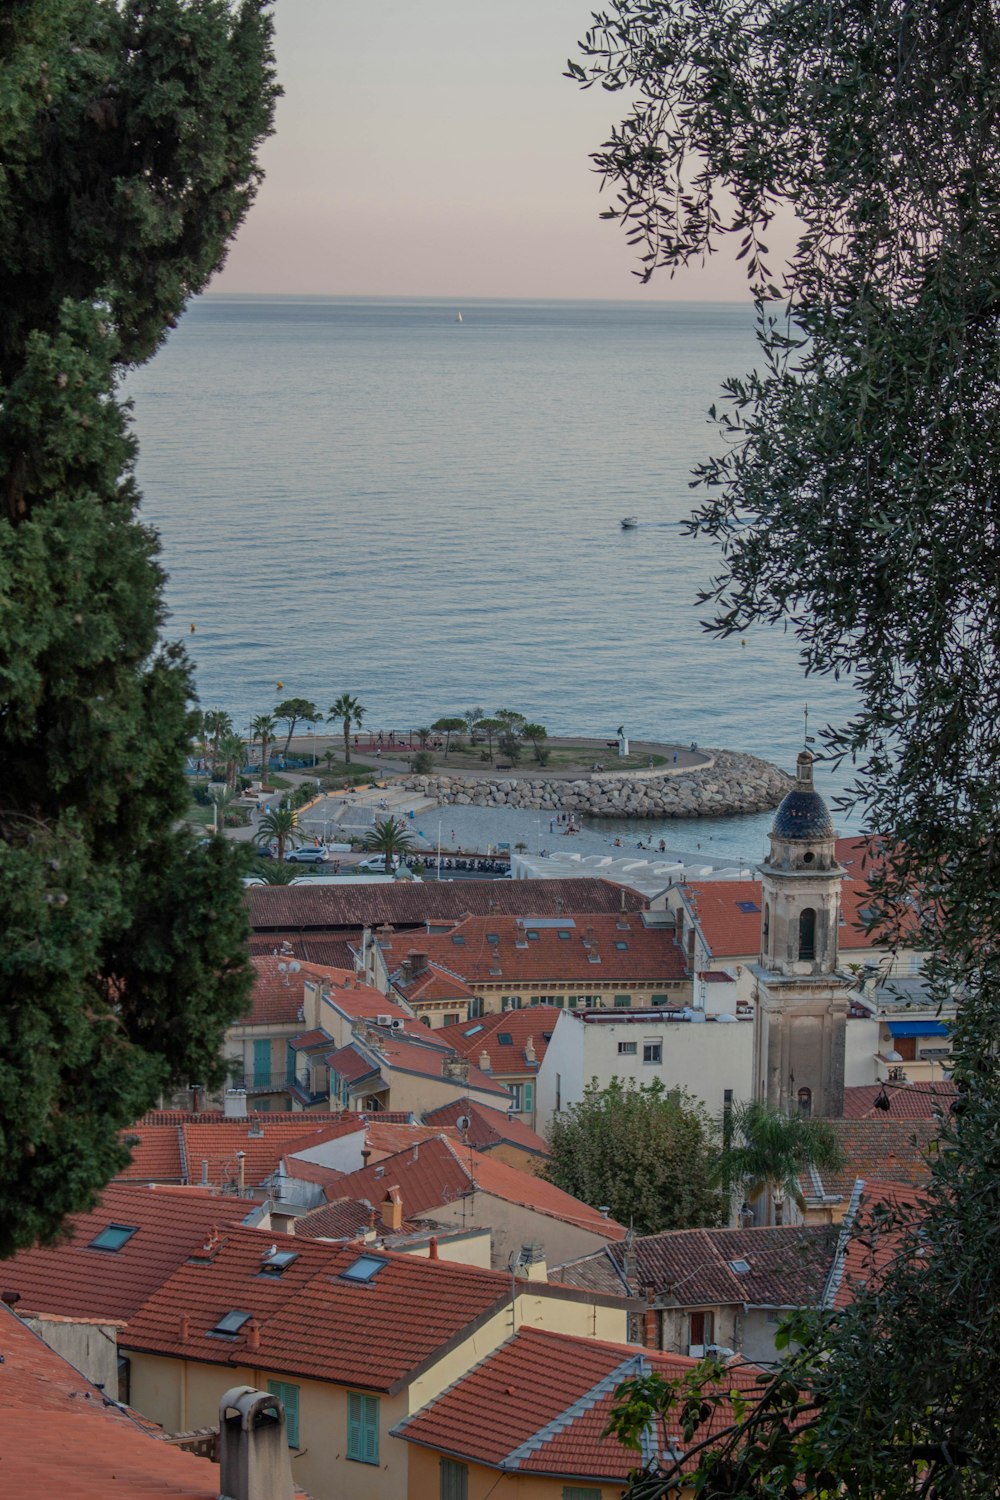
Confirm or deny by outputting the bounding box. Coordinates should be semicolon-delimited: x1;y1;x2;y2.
406;1444;624;1499
379;1066;509;1115
395;1230;493;1268
429;1188;622;1271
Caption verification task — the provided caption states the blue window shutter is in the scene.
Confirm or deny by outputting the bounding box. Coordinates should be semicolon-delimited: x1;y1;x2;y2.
253;1038;270;1085
363;1395;379;1464
348;1392;379;1463
524;1081;534;1113
267;1380;299;1449
347;1393;362;1459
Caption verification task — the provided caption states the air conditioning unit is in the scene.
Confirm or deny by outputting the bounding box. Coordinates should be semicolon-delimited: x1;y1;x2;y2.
376;1014;394;1026
387;1017;405;1031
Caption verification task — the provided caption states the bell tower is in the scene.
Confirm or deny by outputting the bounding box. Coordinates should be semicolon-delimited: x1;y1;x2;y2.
751;751;850;1117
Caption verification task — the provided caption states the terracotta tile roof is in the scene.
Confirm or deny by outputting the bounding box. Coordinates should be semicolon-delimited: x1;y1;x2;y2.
288;1028;332;1051
0;1304;219;1499
805;1118;941;1200
124;1231;519;1392
445;1007;562;1076
374;1034;509;1097
181;1119;357;1192
1;1183;247;1321
394;1327;762;1480
826;1180;930;1309
248;933;360;970
242;954;311;1026
399;914;685;987
392;959;479;1005
363;1121;463;1159
841;1082;957;1119
117;1124;186;1182
612;1226;838;1306
275;1157;350;1196
326;1042;381;1085
293;1198;375;1240
423;1099;551;1158
680;877;886;959
327;1136;625;1240
549;1247;633;1297
245;878;648;933
320;980;412;1021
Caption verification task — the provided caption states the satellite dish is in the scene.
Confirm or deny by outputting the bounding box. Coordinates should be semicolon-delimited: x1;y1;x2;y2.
455;1115;470;1133
289;960;301;973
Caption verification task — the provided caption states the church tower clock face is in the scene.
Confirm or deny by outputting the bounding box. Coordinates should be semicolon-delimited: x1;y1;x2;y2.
752;751;850;1118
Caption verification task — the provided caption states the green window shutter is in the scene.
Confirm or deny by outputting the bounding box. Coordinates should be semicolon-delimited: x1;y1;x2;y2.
563;1488;602;1500
347;1392;379;1464
267;1380;300;1449
285;1042;296;1084
524;1081;534;1113
614;993;631;1007
253;1038;270;1085
440;1457;469;1500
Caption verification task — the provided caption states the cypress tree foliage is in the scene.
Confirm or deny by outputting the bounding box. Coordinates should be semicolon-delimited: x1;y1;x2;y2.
572;1;1000;1493
0;1;278;1254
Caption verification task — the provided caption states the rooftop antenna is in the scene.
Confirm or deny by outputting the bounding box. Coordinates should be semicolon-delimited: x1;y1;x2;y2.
803;703;816;747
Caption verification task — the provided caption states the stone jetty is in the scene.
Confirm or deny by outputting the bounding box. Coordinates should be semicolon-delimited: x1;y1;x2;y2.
401;748;794;820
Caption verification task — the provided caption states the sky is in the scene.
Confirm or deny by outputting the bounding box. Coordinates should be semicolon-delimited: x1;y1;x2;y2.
213;0;766;301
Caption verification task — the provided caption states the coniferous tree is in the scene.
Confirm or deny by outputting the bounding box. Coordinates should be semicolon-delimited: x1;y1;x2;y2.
0;0;278;1254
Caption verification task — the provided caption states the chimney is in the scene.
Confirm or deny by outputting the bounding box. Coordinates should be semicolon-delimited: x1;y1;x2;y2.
376;923;393;950
517;1242;547;1281
399;957;413;984
524;1037;536;1065
200;1159;209;1187
381;1186;404;1233
224;1089;248;1119
409;949;428;975
427;1236;439;1260
246;1318;261;1353
219;1386;293;1500
179;1313;190;1342
236;1151;247;1195
479;1050;492;1074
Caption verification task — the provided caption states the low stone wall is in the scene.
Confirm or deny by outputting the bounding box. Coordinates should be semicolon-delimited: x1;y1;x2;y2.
402;749;794;820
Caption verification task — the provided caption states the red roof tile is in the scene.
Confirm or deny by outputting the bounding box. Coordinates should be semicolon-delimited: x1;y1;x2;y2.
446;1007;562;1077
326;1042;381;1085
2;1184;247;1321
117;1124;185;1182
423;1099;551;1158
288;1027;332;1051
327;1136;625;1240
124;1232;520;1392
363;1120;462;1158
395;1327;762;1480
805;1119;940;1199
374;1034;509;1097
682;877;884;959
248;933;360;970
245;879;648;933
841;1082;957;1119
398;914;685;987
829;1180;929;1309
242;954;310;1026
0;1304;219;1498
181;1119;358;1192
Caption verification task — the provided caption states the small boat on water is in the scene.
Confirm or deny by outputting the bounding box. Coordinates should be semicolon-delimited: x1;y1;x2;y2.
620;515;639;529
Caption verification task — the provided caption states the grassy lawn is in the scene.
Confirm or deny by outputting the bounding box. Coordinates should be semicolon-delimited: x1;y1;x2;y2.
418;741;669;774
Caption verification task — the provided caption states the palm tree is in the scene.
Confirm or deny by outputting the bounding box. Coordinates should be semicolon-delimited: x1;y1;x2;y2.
714;1100;844;1225
322;747;339;779
364;817;416;875
274;697;321;756
255;805;302;862
328;693;365;764
202;707;234;775
216;731;246;791
208;784;238;834
416;726;432;748
250;713;278;777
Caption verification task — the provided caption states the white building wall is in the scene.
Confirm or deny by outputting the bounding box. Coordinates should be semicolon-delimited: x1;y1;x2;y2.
536;1012;754;1133
844;1014;879;1087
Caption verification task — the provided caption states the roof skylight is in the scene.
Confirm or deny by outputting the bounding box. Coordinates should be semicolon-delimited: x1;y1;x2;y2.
88;1223;139;1253
729;1258;751;1274
340;1254;387;1283
258;1249;299;1276
212;1309;251;1336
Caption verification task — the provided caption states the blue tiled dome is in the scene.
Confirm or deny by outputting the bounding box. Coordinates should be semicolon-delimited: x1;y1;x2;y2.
771;787;834;840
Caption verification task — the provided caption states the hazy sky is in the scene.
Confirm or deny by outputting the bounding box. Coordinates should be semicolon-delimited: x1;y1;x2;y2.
213;0;760;301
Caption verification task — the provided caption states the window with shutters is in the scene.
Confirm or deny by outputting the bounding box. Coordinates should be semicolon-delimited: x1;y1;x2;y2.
440;1457;469;1500
267;1380;300;1449
563;1488;602;1500
346;1392;379;1464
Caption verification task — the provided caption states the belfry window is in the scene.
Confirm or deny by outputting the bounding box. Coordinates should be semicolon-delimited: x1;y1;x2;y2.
762;903;770;946
798;1086;813;1117
798;907;816;961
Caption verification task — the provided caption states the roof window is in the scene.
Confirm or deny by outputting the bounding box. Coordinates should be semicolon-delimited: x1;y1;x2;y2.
88;1223;139;1253
258;1249;299;1277
526;930;540;941
462;1024;484;1037
340;1254;387;1283
736;901;761;914
486;932;500;944
729;1258;751;1274
615;940;629;950
451;934;466;945
212;1309;251;1337
497;1032;513;1046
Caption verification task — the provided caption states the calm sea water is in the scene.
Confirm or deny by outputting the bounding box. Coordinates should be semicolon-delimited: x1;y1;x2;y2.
126;295;860;846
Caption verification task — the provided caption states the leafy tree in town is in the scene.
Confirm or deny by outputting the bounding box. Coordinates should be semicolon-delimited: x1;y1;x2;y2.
328;692;365;764
0;0;277;1253
432;716;466;758
274;697;320;755
364;817;417;875
573;0;1000;1492
255;806;302;863
545;1079;723;1235
249;712;277;774
411;750;434;775
476;716;505;758
522;722;548;764
713;1101;843;1226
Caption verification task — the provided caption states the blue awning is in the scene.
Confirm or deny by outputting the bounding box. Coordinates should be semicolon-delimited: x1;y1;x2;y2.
887;1020;950;1038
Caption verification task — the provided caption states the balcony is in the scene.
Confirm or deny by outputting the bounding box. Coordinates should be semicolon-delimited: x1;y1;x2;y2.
229;1073;296;1095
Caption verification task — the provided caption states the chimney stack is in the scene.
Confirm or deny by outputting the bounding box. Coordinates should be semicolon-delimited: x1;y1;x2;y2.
219;1386;293;1500
427;1236;439;1260
236;1151;246;1195
524;1037;536;1065
381;1186;404;1233
442;1055;470;1083
479;1050;492;1074
246;1319;261;1353
179;1314;190;1342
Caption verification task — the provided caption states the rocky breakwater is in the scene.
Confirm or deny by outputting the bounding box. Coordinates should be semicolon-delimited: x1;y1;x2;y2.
402;749;795;820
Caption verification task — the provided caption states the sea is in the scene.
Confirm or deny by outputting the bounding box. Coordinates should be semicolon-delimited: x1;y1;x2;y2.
125;295;862;863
